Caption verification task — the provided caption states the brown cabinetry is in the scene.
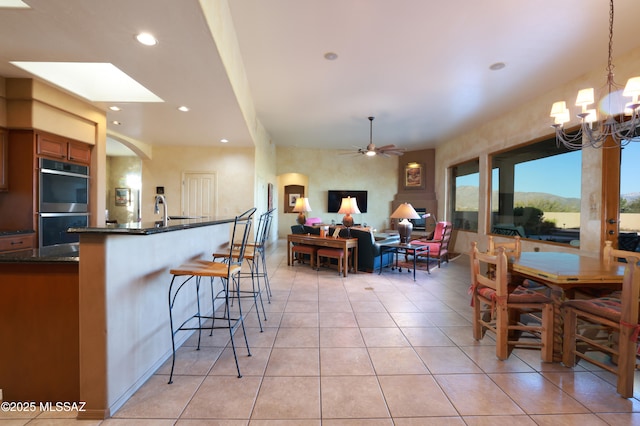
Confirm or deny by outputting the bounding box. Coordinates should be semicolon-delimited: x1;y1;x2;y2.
0;130;92;246
0;129;7;191
36;132;91;165
0;233;34;253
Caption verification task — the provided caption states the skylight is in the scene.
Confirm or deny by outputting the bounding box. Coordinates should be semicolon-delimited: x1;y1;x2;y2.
9;62;163;103
0;0;30;8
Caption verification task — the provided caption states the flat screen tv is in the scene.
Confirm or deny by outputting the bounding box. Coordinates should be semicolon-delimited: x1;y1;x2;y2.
327;190;368;213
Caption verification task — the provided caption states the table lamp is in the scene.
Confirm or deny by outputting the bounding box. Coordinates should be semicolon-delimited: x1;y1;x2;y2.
391;202;420;243
338;196;360;227
292;197;312;225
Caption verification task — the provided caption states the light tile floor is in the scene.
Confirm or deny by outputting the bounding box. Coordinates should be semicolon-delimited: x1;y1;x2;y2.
2;240;640;425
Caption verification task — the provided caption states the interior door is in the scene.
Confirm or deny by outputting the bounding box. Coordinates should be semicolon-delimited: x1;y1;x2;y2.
181;171;216;217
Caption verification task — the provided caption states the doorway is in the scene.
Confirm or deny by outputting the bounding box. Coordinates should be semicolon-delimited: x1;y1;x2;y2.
181;171;217;217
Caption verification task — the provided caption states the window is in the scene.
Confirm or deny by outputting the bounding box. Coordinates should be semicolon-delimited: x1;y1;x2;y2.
450;159;479;232
490;137;581;245
619;142;640;251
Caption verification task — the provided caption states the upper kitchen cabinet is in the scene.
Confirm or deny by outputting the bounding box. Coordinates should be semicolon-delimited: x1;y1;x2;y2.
0;129;7;191
37;132;91;165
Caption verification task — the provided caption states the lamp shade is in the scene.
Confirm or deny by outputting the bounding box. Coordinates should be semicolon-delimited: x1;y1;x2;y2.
292;197;312;213
390;203;420;219
338;196;360;214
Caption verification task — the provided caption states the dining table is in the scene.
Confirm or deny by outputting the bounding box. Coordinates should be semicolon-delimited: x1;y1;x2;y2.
509;251;626;361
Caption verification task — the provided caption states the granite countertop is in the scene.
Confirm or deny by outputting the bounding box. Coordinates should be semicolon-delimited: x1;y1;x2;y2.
68;216;233;235
0;243;80;263
0;217;234;264
0;229;35;237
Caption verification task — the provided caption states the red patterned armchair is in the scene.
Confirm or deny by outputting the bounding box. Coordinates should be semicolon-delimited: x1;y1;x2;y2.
409;221;452;267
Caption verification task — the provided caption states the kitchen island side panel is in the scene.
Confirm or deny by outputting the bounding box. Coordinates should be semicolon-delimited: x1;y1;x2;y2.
77;222;231;419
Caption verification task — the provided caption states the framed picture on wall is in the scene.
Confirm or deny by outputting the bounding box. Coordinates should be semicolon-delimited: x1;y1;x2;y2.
289;193;300;207
115;187;131;206
404;162;425;189
284;184;305;213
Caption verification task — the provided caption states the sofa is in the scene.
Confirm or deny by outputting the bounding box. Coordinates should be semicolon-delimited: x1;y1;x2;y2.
290;225;400;272
330;226;400;272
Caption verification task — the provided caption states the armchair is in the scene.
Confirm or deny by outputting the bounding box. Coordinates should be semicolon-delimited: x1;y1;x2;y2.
409;221;452;267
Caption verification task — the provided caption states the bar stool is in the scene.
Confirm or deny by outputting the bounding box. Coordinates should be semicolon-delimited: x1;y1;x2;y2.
215;208;272;331
167;212;253;382
292;244;317;268
317;247;345;275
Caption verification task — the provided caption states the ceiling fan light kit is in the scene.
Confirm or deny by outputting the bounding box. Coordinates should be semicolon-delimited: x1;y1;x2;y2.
355;116;405;157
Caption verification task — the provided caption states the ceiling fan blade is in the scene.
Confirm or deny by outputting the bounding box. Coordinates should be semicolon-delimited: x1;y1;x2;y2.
376;144;397;151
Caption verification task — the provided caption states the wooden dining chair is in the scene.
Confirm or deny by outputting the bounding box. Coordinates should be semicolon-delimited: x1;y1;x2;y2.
470;242;554;362
562;243;640;398
488;235;521;256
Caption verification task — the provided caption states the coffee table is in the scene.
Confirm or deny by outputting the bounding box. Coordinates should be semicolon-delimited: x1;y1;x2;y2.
378;242;430;281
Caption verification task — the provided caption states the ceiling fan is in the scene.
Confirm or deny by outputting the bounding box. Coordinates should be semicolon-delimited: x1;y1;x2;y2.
356;117;405;157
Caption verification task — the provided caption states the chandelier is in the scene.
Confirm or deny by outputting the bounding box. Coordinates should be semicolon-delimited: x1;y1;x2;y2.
549;0;640;149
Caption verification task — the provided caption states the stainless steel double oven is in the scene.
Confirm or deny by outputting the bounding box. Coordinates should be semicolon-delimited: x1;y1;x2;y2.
38;158;89;247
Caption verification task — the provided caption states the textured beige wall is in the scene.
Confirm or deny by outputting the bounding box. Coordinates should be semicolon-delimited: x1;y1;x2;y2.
276;146;398;237
200;0;278;239
436;46;640;256
140;145;254;221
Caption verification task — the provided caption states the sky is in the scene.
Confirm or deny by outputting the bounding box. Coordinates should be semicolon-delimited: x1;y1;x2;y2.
514;151;582;198
620;142;640;195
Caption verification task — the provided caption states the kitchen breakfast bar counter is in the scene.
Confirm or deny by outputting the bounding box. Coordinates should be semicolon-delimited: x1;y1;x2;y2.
0;217;235;419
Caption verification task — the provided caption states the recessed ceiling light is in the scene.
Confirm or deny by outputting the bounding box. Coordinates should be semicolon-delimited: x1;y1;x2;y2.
109;106;121;111
9;62;163;102
220;139;229;143
489;62;506;71
178;106;189;112
324;52;338;61
112;120;121;125
136;32;158;46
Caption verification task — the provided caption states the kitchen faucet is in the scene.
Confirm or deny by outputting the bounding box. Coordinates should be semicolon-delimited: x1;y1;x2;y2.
154;195;168;226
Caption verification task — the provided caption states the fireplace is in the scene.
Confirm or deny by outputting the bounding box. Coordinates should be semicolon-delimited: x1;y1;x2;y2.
410;208;427;231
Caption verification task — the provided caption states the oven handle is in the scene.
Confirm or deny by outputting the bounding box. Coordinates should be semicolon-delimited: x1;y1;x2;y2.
39;212;90;218
40;168;90;179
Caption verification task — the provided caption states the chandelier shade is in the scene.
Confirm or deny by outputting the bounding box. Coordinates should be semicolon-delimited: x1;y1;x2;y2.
550;0;640;149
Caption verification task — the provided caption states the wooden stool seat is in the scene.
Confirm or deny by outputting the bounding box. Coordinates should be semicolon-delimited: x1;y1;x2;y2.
317;248;345;275
292;244;317;268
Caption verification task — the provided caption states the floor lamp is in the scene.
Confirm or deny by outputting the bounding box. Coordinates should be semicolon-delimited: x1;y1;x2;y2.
391;203;420;244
